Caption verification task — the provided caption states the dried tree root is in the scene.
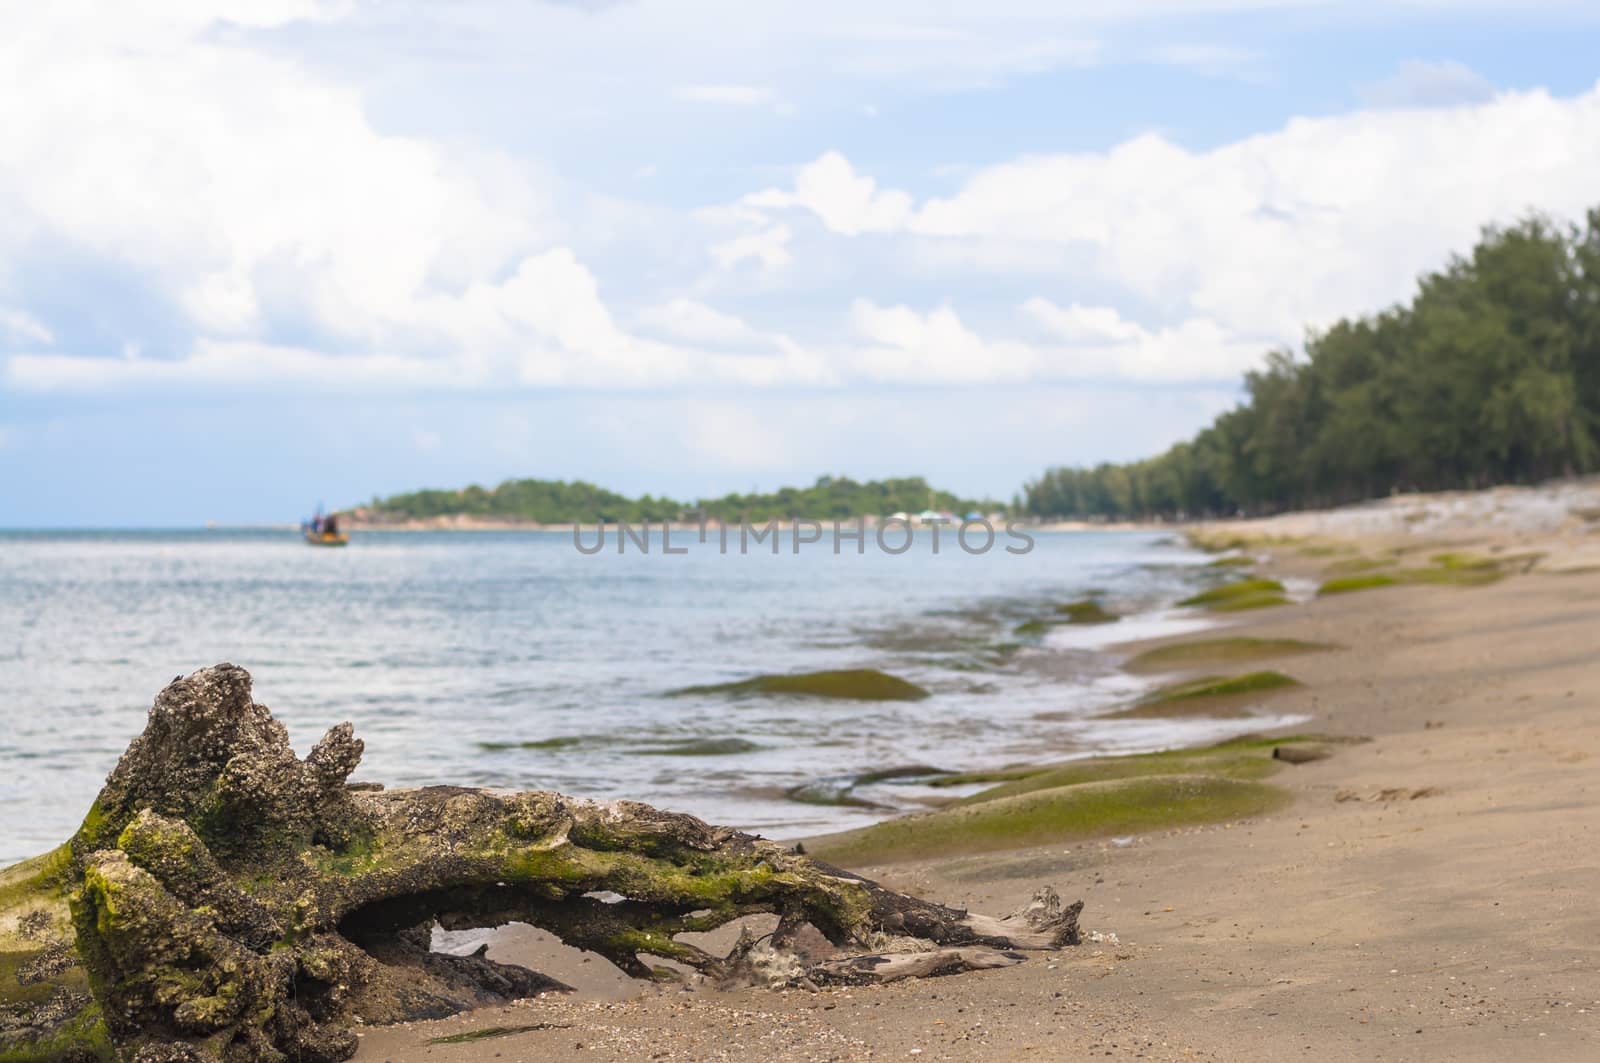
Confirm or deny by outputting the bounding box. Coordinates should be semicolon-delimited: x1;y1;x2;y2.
3;664;1081;1062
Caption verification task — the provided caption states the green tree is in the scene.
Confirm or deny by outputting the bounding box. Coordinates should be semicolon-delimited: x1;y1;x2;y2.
1023;209;1600;518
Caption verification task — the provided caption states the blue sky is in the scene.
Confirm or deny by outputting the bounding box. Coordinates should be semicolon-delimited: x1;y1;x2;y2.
4;1;1600;525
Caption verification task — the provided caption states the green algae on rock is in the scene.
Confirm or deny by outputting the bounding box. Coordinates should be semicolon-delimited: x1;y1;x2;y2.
477;735;598;752
1205;554;1256;568
1207;591;1291;611
926;733;1338;794
1015;598;1117;637
1319;573;1399;595
783;782;892;810
1319;565;1493;595
1053;599;1117;624
807;775;1289;865
924;766;1044;789
1319;551;1545;595
1143;671;1300;701
1110;670;1301;719
627;738;763;756
785;765;952;809
955;746;1285;806
670;669;930;702
1123;638;1333;673
1322;556;1395;575
3;665;1079;1062
1177;578;1289;612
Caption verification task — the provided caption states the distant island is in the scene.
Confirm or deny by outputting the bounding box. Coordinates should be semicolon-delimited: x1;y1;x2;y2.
345;475;1006;527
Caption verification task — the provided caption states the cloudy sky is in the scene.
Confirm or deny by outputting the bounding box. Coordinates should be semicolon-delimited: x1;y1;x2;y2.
4;1;1600;524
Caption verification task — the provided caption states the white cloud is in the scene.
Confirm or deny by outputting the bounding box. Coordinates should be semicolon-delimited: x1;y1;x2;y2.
0;308;52;346
709;223;794;269
743;152;914;236
674;84;775;106
1023;300;1270;380
1361;60;1495;109
0;7;838;395
5;5;1599;402
0;6;545;350
733;85;1600;343
638;299;764;344
843;299;1268;385
849;300;1039;383
704;339;837;388
8;251;838;392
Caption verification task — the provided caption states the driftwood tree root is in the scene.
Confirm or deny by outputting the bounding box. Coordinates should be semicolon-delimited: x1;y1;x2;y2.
3;664;1082;1062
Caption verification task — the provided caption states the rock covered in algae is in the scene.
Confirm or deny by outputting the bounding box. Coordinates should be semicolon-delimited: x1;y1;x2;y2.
2;665;1081;1062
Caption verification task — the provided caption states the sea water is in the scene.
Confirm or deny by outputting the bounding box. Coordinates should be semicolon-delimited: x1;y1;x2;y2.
0;528;1303;864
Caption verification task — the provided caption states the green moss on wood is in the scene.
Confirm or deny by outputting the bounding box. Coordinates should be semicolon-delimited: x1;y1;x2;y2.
0;848;73;932
14;664;1088;1061
0;1001;114;1063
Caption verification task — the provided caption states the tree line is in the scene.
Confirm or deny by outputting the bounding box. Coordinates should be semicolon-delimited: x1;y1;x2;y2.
360;475;1001;524
1023;210;1600;519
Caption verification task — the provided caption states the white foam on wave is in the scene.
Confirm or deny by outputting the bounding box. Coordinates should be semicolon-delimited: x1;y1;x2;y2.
1055;712;1313;755
1040;608;1217;652
1281;575;1318;602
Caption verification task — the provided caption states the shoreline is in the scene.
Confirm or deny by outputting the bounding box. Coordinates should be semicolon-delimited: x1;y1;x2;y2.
340;517;1159;533
7;483;1598;1059
351;498;1600;1061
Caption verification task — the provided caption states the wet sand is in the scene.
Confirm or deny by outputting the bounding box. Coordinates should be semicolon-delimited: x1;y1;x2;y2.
354;514;1600;1061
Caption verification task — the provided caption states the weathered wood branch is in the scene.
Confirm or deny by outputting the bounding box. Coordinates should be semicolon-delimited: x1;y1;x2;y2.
1;664;1081;1062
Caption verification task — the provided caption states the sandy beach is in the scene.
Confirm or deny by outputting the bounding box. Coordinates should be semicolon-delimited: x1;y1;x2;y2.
347;490;1600;1062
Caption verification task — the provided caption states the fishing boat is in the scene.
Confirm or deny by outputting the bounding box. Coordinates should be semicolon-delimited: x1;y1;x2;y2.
304;528;349;547
302;508;349;547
